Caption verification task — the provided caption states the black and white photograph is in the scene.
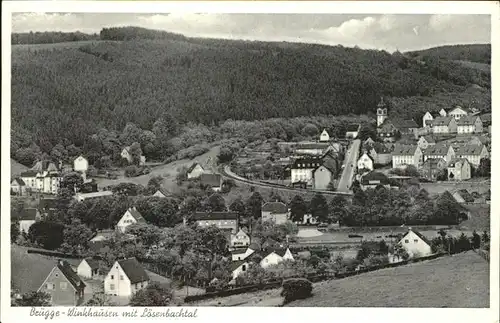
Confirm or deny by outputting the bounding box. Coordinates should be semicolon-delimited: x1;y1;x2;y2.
1;1;498;322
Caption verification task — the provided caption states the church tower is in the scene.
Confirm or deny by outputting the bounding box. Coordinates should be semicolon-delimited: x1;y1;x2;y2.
376;97;388;127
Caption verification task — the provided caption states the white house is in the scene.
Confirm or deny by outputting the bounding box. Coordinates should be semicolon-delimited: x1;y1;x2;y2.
11;178;26;196
261;202;288;225
423;144;456;164
121;147;133;163
357;152;374;171
74;156;89;173
454;144;489;167
230;229;251;248
231;247;255;261
456;115;483;134
77;258;100;279
104;258;149;297
447;106;470;120
392;144;422;168
116;207;146;233
12;208;40;234
290;157;322;187
21;161;63;195
345;124;361;139
439;108;447;117
231;261;249;280
299;213;318;225
319;129;330;142
447;158;472;181
417;135;436;150
187;163;205;179
260;248;295;269
398;228;432;258
422;112;434;128
431;116;457;134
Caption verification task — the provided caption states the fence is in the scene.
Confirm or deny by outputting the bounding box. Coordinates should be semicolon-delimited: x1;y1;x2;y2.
26;248;90;259
184;253;446;303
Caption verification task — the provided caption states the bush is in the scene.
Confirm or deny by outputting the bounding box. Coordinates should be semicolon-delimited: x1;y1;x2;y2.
280;278;313;304
125;165;140;177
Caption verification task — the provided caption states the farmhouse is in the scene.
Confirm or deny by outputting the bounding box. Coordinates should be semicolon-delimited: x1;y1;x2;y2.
431;116;457;134
153;188;173;198
368;143;392;165
398;228;432;258
392;144;422;168
319;129;330;142
345;124;361;139
420;158;447;181
360;171;391;190
231;247;255;261
290;157;322;187
357;152;374;171
116;207;146;233
447;158;472;181
423;144;455;164
192;212;238;233
11;208;41;234
454;144;489;167
38;260;86;306
121;147;146;165
104;258;149;298
187;163;205;179
447;106;471;120
258;248;295;269
261;202;289;225
11;178;26;196
73;156;89;180
230;229;251;248
77;258;100;279
200;173;222;192
417;135;436;150
231;260;249;280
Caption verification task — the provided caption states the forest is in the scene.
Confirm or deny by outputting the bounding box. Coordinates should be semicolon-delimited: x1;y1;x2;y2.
10;27;491;166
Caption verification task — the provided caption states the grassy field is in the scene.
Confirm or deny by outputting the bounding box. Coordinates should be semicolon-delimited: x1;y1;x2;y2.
459;204;491;232
93;145;220;190
12;40;106;53
190;251;489;307
421;180;490;196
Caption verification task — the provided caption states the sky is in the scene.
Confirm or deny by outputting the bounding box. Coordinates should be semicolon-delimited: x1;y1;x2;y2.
11;13;491;51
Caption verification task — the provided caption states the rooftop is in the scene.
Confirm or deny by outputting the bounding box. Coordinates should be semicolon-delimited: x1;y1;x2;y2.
200;173;222;187
455;145;485;156
393;144;419;156
118;258;149;284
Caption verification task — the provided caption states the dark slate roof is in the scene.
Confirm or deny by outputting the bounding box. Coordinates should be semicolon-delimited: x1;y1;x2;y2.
422;158;446;168
11;208;39;221
456;115;480;126
378;121;397;133
248;242;261;251
155;188;172;197
20;170;38;177
431;116;454;126
360;171;390;185
11;178;26;186
200;173;222;187
391;119;419;129
230;260;247;271
83;258;100;270
420;135;436;143
230;248;249;255
127;207;146;223
405;228;432;246
187;163;203;173
57;260;86;290
346;124;360;132
455;145;485;156
292;157;322;169
455;189;475;203
262;202;287;214
370;142;391;154
265;247;289;258
118;258;149;284
424;144;451;156
393;144;418;155
193;212;238;221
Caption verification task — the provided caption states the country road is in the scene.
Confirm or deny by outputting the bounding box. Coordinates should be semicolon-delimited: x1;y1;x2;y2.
220;165;352;197
336;139;361;193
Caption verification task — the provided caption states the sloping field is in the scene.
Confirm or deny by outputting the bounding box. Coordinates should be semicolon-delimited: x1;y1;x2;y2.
191;252;489;307
421;180;490;196
290;251;489;308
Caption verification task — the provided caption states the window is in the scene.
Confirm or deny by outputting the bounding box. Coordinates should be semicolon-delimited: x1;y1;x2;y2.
55;273;59;278
404;239;409;243
60;282;67;290
120;275;124;280
414;239;418;243
110;284;115;290
46;283;54;290
242;265;246;271
140;283;144;288
110;275;114;279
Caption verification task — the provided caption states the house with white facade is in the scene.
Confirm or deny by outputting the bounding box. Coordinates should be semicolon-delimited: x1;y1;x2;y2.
313;165;334;190
11;178;26;196
192;212;239;233
423;144;455;164
447;106;470;120
21;161;63;195
439;108;447;117
230;229;251;248
319;129;330;142
187;163;205;179
456;115;483;134
104;258;149;297
431;116;457;134
231;260;249;280
74;155;89;174
392;144;422;168
121;147;146;165
259;248;295;269
11;208;40;234
152;188;173;198
417;135;436;150
116;207;146;233
357;152;374;171
261;202;288;225
77;258;100;279
422;112;435;128
398;228;432;258
231;247;255;261
447;158;472;181
454;144;489;167
345;124;361;139
290;157;322;187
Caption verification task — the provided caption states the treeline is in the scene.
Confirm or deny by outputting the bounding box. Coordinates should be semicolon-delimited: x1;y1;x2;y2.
99;26;187;41
11;31;99;45
406;44;491;65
